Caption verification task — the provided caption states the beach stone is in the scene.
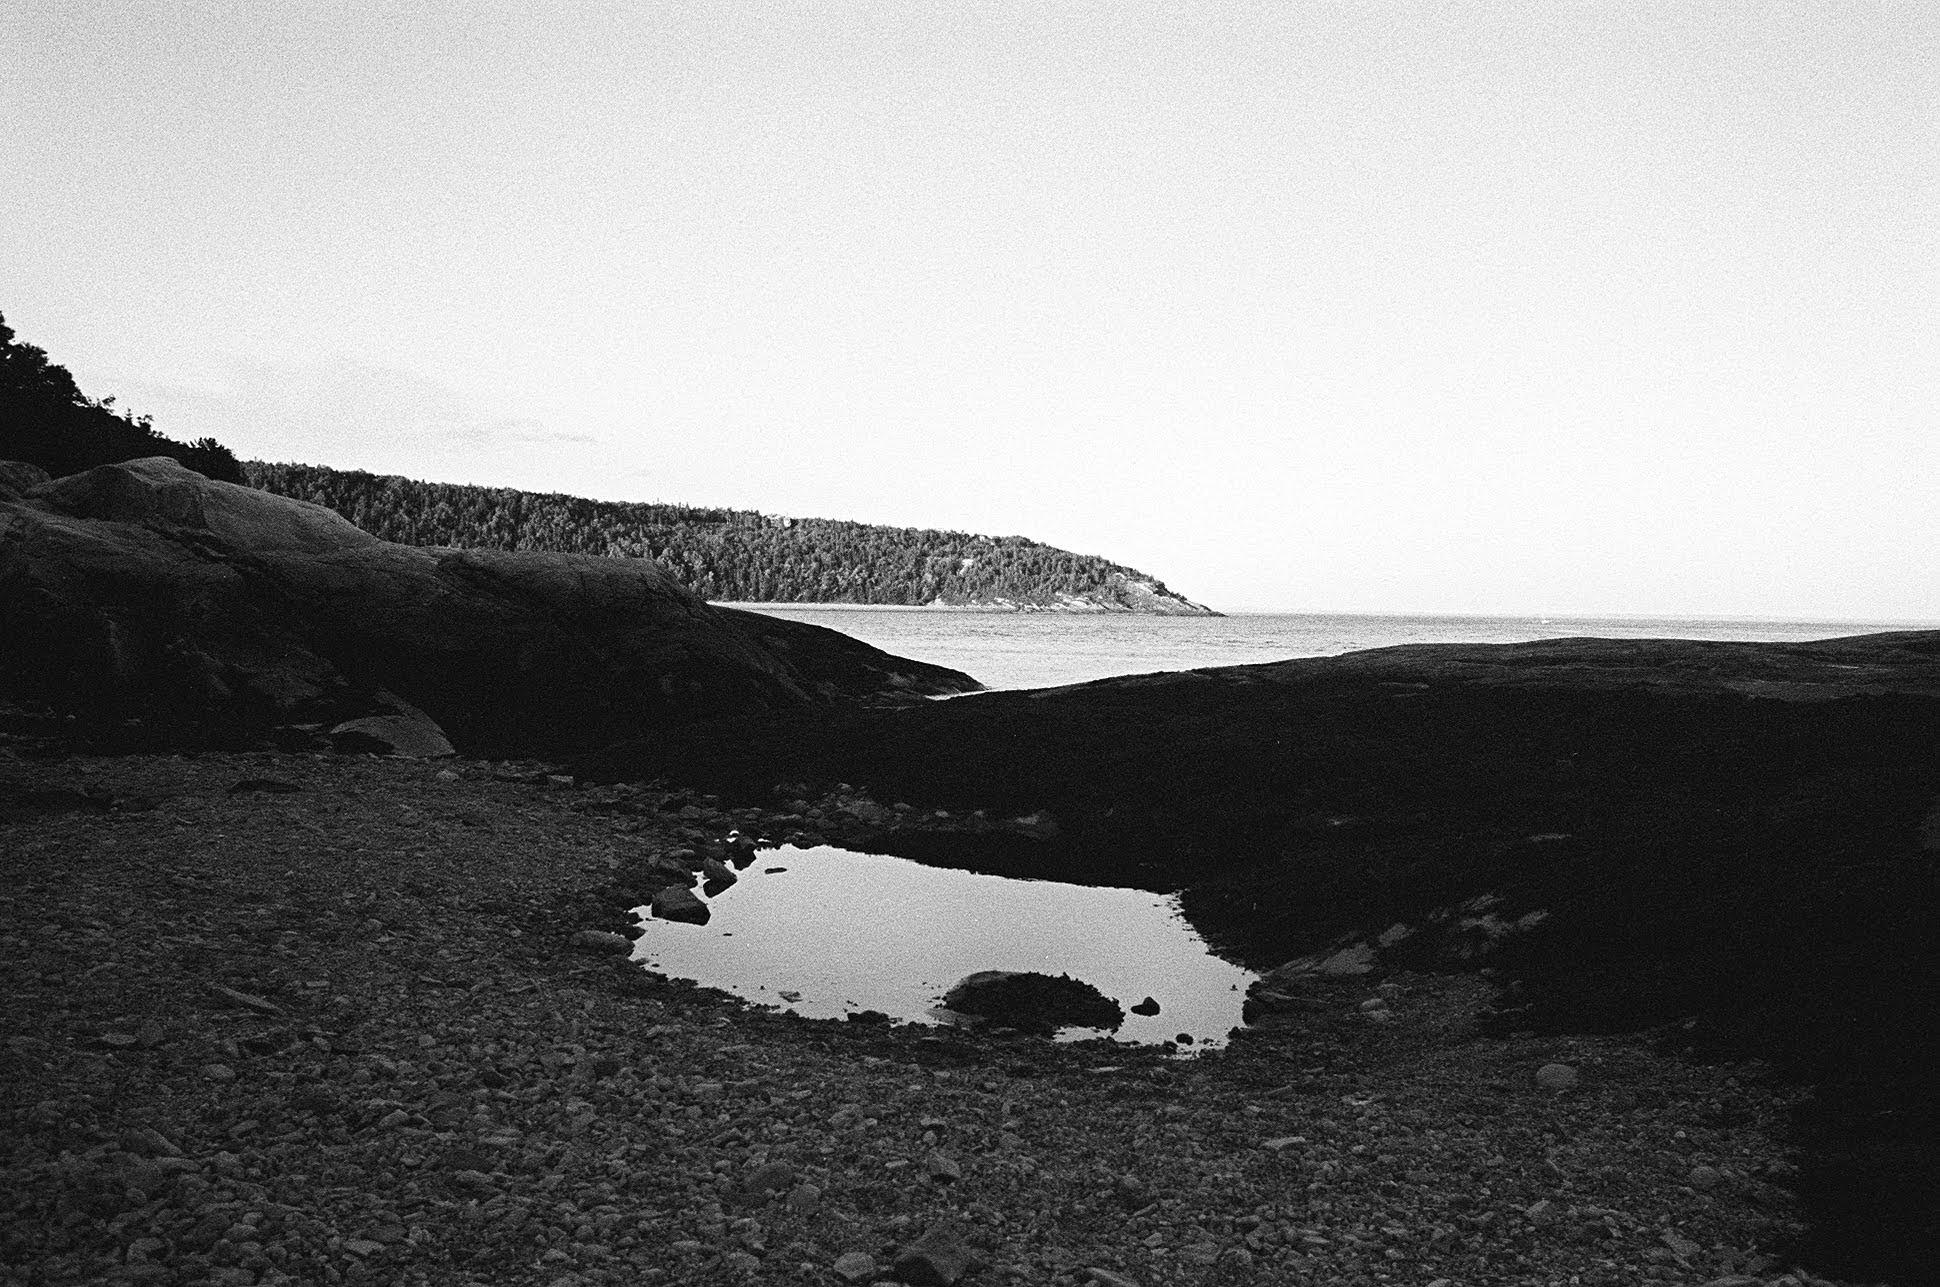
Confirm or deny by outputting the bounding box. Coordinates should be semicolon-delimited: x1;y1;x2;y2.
891;1221;972;1285
700;856;739;887
833;1251;877;1282
742;1160;796;1199
569;929;631;954
651;885;709;924
1535;1062;1579;1090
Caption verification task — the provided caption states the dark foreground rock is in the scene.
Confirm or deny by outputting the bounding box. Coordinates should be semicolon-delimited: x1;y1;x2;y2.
0;457;979;759
582;631;1940;1282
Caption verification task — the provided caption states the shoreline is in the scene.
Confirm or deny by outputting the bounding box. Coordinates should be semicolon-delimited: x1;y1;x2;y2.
0;749;1845;1287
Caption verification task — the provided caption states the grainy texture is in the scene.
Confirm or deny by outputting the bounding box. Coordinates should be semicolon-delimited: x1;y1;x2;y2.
0;752;1860;1287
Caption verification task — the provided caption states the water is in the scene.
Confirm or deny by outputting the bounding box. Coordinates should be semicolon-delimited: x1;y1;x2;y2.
631;845;1255;1049
721;605;1937;691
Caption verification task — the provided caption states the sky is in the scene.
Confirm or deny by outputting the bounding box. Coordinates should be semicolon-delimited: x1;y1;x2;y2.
4;0;1935;617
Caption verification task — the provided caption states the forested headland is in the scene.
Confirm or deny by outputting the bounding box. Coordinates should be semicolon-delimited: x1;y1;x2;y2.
247;461;1213;613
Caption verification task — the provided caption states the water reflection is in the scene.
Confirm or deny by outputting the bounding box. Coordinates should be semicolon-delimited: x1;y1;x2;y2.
631;844;1255;1048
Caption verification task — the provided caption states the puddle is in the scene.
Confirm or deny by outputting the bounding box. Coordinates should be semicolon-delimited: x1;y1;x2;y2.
631;845;1255;1049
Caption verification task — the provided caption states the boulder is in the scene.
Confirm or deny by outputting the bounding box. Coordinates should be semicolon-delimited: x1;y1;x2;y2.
940;970;1123;1035
650;886;709;925
327;692;455;758
0;457;979;755
890;1222;973;1286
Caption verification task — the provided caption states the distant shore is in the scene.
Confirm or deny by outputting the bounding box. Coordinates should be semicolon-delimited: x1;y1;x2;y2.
714;601;1209;614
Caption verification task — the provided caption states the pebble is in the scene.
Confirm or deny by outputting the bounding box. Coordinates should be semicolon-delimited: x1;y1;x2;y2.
1535;1062;1579;1090
833;1250;878;1282
1690;1164;1722;1189
892;1222;972;1286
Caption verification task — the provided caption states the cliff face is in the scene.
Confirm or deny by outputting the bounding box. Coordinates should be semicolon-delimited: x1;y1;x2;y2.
0;458;979;756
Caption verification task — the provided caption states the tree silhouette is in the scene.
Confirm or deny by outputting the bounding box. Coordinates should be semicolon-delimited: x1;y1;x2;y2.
0;311;245;483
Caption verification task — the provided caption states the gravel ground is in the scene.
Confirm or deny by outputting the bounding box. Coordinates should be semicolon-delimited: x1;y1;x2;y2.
0;751;1871;1287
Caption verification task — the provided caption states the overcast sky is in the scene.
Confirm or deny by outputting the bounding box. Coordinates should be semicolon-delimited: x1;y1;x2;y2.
5;1;1934;617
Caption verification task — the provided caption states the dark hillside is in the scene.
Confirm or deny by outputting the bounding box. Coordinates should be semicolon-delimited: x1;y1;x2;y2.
246;460;1213;613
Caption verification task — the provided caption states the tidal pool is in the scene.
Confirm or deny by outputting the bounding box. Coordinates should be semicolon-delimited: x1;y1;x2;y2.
631;845;1256;1049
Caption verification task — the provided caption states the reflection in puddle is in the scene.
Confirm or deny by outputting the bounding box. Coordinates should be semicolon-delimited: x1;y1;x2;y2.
631;845;1255;1048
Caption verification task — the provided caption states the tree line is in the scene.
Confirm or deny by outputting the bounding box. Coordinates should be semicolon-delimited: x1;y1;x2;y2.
0;311;245;484
246;461;1192;608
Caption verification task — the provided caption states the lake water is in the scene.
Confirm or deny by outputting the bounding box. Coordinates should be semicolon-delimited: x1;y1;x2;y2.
721;605;1937;691
631;844;1256;1049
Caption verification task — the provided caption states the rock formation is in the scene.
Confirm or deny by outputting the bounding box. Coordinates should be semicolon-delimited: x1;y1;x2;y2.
0;457;978;756
582;630;1940;1278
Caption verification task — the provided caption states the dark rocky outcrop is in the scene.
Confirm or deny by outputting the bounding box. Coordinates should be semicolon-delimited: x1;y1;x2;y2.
0;457;978;757
939;970;1124;1035
582;632;1940;1281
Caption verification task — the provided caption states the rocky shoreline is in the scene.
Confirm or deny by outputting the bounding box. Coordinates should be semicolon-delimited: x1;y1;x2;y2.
0;750;1877;1287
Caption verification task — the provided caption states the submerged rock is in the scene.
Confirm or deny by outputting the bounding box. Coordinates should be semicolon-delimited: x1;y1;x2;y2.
941;971;1124;1035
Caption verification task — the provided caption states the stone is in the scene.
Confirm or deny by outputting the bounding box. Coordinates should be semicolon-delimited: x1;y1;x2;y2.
1535;1062;1578;1090
1662;1232;1702;1259
569;929;632;955
700;856;739;888
924;1150;962;1183
940;971;1123;1034
327;696;455;758
890;1222;972;1286
784;1182;822;1212
1129;996;1160;1016
1261;1136;1305;1152
1086;1270;1140;1287
832;1251;877;1283
651;885;710;924
741;1160;796;1200
1689;1164;1722;1189
1358;997;1388;1012
201;1063;236;1082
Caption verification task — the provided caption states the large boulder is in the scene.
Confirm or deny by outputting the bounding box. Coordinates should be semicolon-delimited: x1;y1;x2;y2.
0;458;979;755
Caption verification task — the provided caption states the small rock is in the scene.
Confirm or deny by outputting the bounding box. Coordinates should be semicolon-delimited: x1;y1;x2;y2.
1662;1231;1703;1259
832;1251;877;1282
1689;1164;1722;1189
1525;1199;1557;1225
1129;997;1160;1016
1535;1062;1579;1090
1261;1136;1305;1152
1086;1270;1139;1287
722;1250;761;1274
700;856;739;887
435;768;460;781
743;1160;796;1199
201;1063;236;1082
1358;997;1388;1012
651;885;710;924
99;1031;139;1048
924;1150;962;1183
785;1182;821;1212
342;1238;386;1256
569;929;632;955
891;1222;972;1286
